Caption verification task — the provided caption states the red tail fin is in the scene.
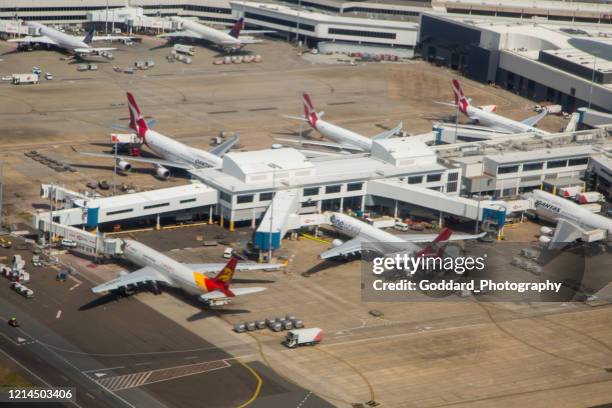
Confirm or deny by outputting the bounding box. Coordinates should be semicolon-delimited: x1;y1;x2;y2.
213;257;237;289
451;80;470;115
229;18;244;39
302;93;319;127
126;92;148;139
416;227;452;257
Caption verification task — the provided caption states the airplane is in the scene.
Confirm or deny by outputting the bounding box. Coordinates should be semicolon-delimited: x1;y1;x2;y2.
526;189;612;249
77;92;238;179
7;22;124;58
92;239;282;306
320;212;485;260
160;17;271;51
281;93;403;152
440;80;551;136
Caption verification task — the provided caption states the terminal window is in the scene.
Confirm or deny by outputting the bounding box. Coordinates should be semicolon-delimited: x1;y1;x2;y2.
523;162;543;171
448;172;459;181
328;28;396;40
144;203;170;210
237;194;254;204
303;187;320;196
106;209;133;216
426;174;442;182
180;198;196;204
568;157;588;166
408;176;423;184
347;182;363;191
219;192;232;202
259;192;274;201
498;165;519;174
547;160;568;168
325;185;342;194
446;181;458;192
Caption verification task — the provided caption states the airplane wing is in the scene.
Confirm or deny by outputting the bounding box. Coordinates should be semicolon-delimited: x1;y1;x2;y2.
546;219;590;250
395;232;486;242
282;114;309;122
320;237;364;259
209;134;239;156
92;267;171;293
74;47;116;54
520;109;548;127
159;30;200;40
275;137;365;152
76;150;194;170
372;121;403;141
184;263;284;274
199;287;266;300
91;35;136;42
8;36;58;46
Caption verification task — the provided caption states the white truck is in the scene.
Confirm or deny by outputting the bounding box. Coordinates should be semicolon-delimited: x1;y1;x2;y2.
173;44;195;56
365;216;396;229
284;328;324;348
12;73;39;85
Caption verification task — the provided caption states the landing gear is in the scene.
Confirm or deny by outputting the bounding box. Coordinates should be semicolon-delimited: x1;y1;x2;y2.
150;283;162;295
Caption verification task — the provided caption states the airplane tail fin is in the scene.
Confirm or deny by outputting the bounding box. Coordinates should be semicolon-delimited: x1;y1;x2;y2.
451;79;470;115
213;257;238;289
126;92;148;139
416;227;453;257
229;18;244;39
83;28;95;45
302;93;320;128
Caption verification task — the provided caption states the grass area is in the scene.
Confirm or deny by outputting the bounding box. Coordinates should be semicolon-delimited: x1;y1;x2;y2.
0;368;31;387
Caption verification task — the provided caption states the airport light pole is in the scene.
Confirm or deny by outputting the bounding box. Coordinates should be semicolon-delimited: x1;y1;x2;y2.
0;162;4;233
295;0;301;46
587;52;599;109
105;0;109;36
112;140;117;196
267;163;281;261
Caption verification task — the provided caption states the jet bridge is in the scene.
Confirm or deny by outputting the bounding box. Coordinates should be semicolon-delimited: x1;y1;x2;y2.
254;189;300;251
366;179;528;224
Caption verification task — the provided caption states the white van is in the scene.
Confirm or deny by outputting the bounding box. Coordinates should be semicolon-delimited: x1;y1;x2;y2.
61;239;77;248
223;247;233;259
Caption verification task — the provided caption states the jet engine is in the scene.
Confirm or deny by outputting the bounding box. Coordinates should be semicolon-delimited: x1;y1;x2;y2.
540;226;554;236
332;239;344;247
538;235;552;245
117;159;132;172
156;165;170;180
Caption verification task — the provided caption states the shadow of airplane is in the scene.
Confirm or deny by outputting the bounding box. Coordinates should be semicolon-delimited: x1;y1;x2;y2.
302;260;346;277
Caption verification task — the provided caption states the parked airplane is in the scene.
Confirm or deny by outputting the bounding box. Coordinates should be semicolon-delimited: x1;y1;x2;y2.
282;93;403;152
92;239;281;306
160;17;270;51
77;92;238;179
527;189;612;249
7;22;124;58
442;80;550;136
321;212;484;259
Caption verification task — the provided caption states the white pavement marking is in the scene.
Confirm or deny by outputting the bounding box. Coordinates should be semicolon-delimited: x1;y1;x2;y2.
296;391;312;408
82;365;125;374
56;310;62;319
69;283;82;291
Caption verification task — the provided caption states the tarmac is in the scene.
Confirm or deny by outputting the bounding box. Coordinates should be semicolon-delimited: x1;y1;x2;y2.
0;34;610;408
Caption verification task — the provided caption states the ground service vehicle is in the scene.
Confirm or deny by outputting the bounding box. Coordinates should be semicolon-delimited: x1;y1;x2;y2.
284;328;324;348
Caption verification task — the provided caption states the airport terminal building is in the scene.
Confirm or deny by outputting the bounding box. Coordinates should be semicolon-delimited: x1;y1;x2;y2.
417;13;612;113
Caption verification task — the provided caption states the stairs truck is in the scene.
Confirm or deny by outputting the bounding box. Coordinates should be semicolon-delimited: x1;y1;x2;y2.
284;328;323;348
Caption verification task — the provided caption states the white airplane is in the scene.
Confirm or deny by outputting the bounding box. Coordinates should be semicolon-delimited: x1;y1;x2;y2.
160;17;269;51
321;212;484;259
281;93;403;153
443;80;550;136
527;189;612;249
92;239;282;306
7;22;121;58
77;92;238;179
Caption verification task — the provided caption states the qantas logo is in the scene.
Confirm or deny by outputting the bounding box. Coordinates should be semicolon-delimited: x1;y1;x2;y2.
535;200;561;213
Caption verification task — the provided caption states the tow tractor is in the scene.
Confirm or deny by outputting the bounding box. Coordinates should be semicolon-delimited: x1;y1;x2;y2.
8;317;19;327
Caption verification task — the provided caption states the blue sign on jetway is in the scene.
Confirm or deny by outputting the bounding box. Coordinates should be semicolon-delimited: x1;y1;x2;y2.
254;231;281;251
86;207;99;228
482;207;506;226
